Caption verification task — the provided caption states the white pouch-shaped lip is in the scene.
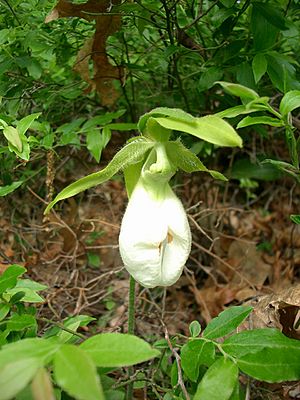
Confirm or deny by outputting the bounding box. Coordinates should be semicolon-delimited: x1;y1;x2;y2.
119;145;191;288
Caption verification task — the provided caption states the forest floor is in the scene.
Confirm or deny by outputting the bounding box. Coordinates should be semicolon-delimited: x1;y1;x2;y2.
0;138;300;399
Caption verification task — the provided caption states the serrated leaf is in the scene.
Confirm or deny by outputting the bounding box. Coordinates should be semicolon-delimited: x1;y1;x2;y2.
252;54;267;83
0;181;23;197
80;333;160;367
3;126;22;151
0;358;41;400
17;113;41;136
0;265;26;295
54;345;104;400
181;339;215;382
194;357;239;400
165;141;227;180
44;139;154;213
216;81;259;101
203;306;253;339
237;116;284;129
279;90;300;116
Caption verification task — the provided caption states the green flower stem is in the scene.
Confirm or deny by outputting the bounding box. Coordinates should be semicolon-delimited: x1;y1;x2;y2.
126;275;136;400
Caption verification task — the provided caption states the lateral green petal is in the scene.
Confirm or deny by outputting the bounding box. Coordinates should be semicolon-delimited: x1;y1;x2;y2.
44;139;154;214
166;141;227;181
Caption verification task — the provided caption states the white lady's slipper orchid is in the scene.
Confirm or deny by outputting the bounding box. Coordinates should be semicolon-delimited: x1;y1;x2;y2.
119;145;191;288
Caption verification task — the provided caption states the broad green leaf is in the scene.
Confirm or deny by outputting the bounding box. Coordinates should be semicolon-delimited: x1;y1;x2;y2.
17;113;41;136
194;357;239;400
86;129;103;163
236;347;300;382
222;328;300;358
44;139;154;213
0;181;23;197
279;90;300;116
237;116;284;129
215;82;259;101
251;4;279;51
81;110;126;131
58;315;95;343
252;54;267;83
31;368;55;400
0;358;41;400
252;2;287;30
181;339;215;382
8;131;31;161
157;116;242;147
290;215;300;224
262;159;300;182
0;303;10;321
0;265;26;295
189;320;201;337
54;344;104;400
105;123;137;131
203;306;253;339
80;333;160;367
198;67;223;92
165;141;227;180
0;338;60;369
3;126;22;151
231;159;281;181
138;107;195;134
6;314;36;331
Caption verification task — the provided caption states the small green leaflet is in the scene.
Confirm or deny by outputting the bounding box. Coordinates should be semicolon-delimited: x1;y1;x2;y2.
3;126;22;151
252;53;267;83
0;181;23;197
44;139;154;213
202;306;253;339
80;333;160;367
194;357;239;400
290;214;300;224
0;265;26;295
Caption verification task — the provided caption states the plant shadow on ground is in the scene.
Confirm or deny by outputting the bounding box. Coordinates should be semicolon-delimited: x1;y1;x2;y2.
0;136;299;399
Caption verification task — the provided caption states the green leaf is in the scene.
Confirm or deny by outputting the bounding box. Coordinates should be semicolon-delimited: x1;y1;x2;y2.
54;344;104;400
0;181;23;197
237;116;284;129
194;357;239;400
80;333;160;367
181;339;215;382
198;67;223;92
86;129;103;163
3;126;22;151
6;314;36;331
252;54;267;84
252;2;288;30
279;90;300;116
0;338;60;369
123;159;144;198
17;113;41;136
290;215;300;224
231;159;281;181
157;116;242;147
0;265;26;295
0;304;10;321
105;123;137;131
44;139;154;213
203;306;253;339
251;4;279;51
0;358;41;400
215;82;259;101
138;107;195;134
189;320;201;337
165;141;227;180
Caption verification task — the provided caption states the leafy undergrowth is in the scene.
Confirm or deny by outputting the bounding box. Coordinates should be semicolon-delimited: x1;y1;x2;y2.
0;143;299;399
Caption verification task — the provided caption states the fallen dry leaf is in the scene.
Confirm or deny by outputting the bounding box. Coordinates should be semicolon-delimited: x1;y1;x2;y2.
45;0;123;106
